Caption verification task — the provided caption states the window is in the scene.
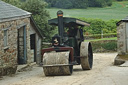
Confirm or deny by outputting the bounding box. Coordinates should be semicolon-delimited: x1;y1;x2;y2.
4;30;8;47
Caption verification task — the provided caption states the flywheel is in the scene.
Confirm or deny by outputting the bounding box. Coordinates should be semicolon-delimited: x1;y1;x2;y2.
80;42;93;70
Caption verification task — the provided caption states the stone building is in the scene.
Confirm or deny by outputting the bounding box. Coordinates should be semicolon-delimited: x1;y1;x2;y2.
115;16;128;65
0;1;43;76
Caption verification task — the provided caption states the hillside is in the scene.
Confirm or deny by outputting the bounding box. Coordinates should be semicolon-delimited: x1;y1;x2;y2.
47;1;128;20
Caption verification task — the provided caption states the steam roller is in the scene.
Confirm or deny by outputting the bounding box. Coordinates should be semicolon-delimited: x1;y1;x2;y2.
42;10;93;76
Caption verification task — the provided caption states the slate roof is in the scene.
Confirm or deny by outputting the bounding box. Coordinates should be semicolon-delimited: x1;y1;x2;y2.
122;16;128;21
0;1;43;38
0;0;31;21
117;16;128;26
30;17;43;38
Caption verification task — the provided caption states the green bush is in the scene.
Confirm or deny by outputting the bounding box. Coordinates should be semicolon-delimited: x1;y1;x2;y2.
91;40;117;52
79;18;119;35
91;42;101;52
101;41;117;50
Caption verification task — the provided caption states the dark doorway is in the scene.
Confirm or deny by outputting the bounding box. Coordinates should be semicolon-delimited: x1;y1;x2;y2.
30;34;36;62
17;26;27;64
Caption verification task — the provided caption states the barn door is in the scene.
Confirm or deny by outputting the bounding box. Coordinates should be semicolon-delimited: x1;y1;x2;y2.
17;26;27;64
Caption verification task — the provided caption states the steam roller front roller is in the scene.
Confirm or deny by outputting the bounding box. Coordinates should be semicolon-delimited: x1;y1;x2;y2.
43;51;73;76
80;42;93;70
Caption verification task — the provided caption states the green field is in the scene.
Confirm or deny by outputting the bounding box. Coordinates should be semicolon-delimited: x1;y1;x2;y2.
46;1;128;20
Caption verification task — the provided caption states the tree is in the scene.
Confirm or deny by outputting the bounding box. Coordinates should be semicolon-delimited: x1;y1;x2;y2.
45;0;112;8
2;0;21;7
21;0;56;42
55;0;73;9
72;0;88;9
45;0;58;7
88;0;112;7
45;0;88;9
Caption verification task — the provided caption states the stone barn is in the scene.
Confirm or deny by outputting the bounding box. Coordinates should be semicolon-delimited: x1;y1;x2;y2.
115;16;128;65
0;1;43;76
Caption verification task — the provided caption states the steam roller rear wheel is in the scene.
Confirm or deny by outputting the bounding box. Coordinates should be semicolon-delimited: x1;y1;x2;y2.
43;51;73;76
80;42;93;70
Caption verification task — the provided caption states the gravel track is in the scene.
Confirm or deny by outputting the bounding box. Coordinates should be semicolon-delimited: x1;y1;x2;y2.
0;53;128;85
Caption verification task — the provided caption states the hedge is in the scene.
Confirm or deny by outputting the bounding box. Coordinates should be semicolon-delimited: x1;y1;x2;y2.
79;18;119;35
90;40;117;53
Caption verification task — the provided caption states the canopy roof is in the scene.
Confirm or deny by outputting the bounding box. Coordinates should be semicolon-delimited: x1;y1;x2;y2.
48;17;90;27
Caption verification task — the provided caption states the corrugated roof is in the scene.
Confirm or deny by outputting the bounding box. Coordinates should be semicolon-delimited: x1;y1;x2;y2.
0;0;31;20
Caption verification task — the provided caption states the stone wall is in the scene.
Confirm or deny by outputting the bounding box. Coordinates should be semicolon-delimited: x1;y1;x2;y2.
30;24;42;64
117;22;126;55
0;17;32;76
114;21;128;65
36;35;42;64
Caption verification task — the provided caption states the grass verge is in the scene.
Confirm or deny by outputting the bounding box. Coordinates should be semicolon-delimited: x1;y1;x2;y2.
85;37;117;42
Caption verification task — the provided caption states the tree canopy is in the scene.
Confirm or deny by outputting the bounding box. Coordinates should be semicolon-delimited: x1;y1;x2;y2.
21;0;56;42
45;0;112;9
1;0;21;7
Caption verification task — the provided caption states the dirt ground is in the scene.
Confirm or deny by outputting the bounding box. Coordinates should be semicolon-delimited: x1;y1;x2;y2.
0;53;128;85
